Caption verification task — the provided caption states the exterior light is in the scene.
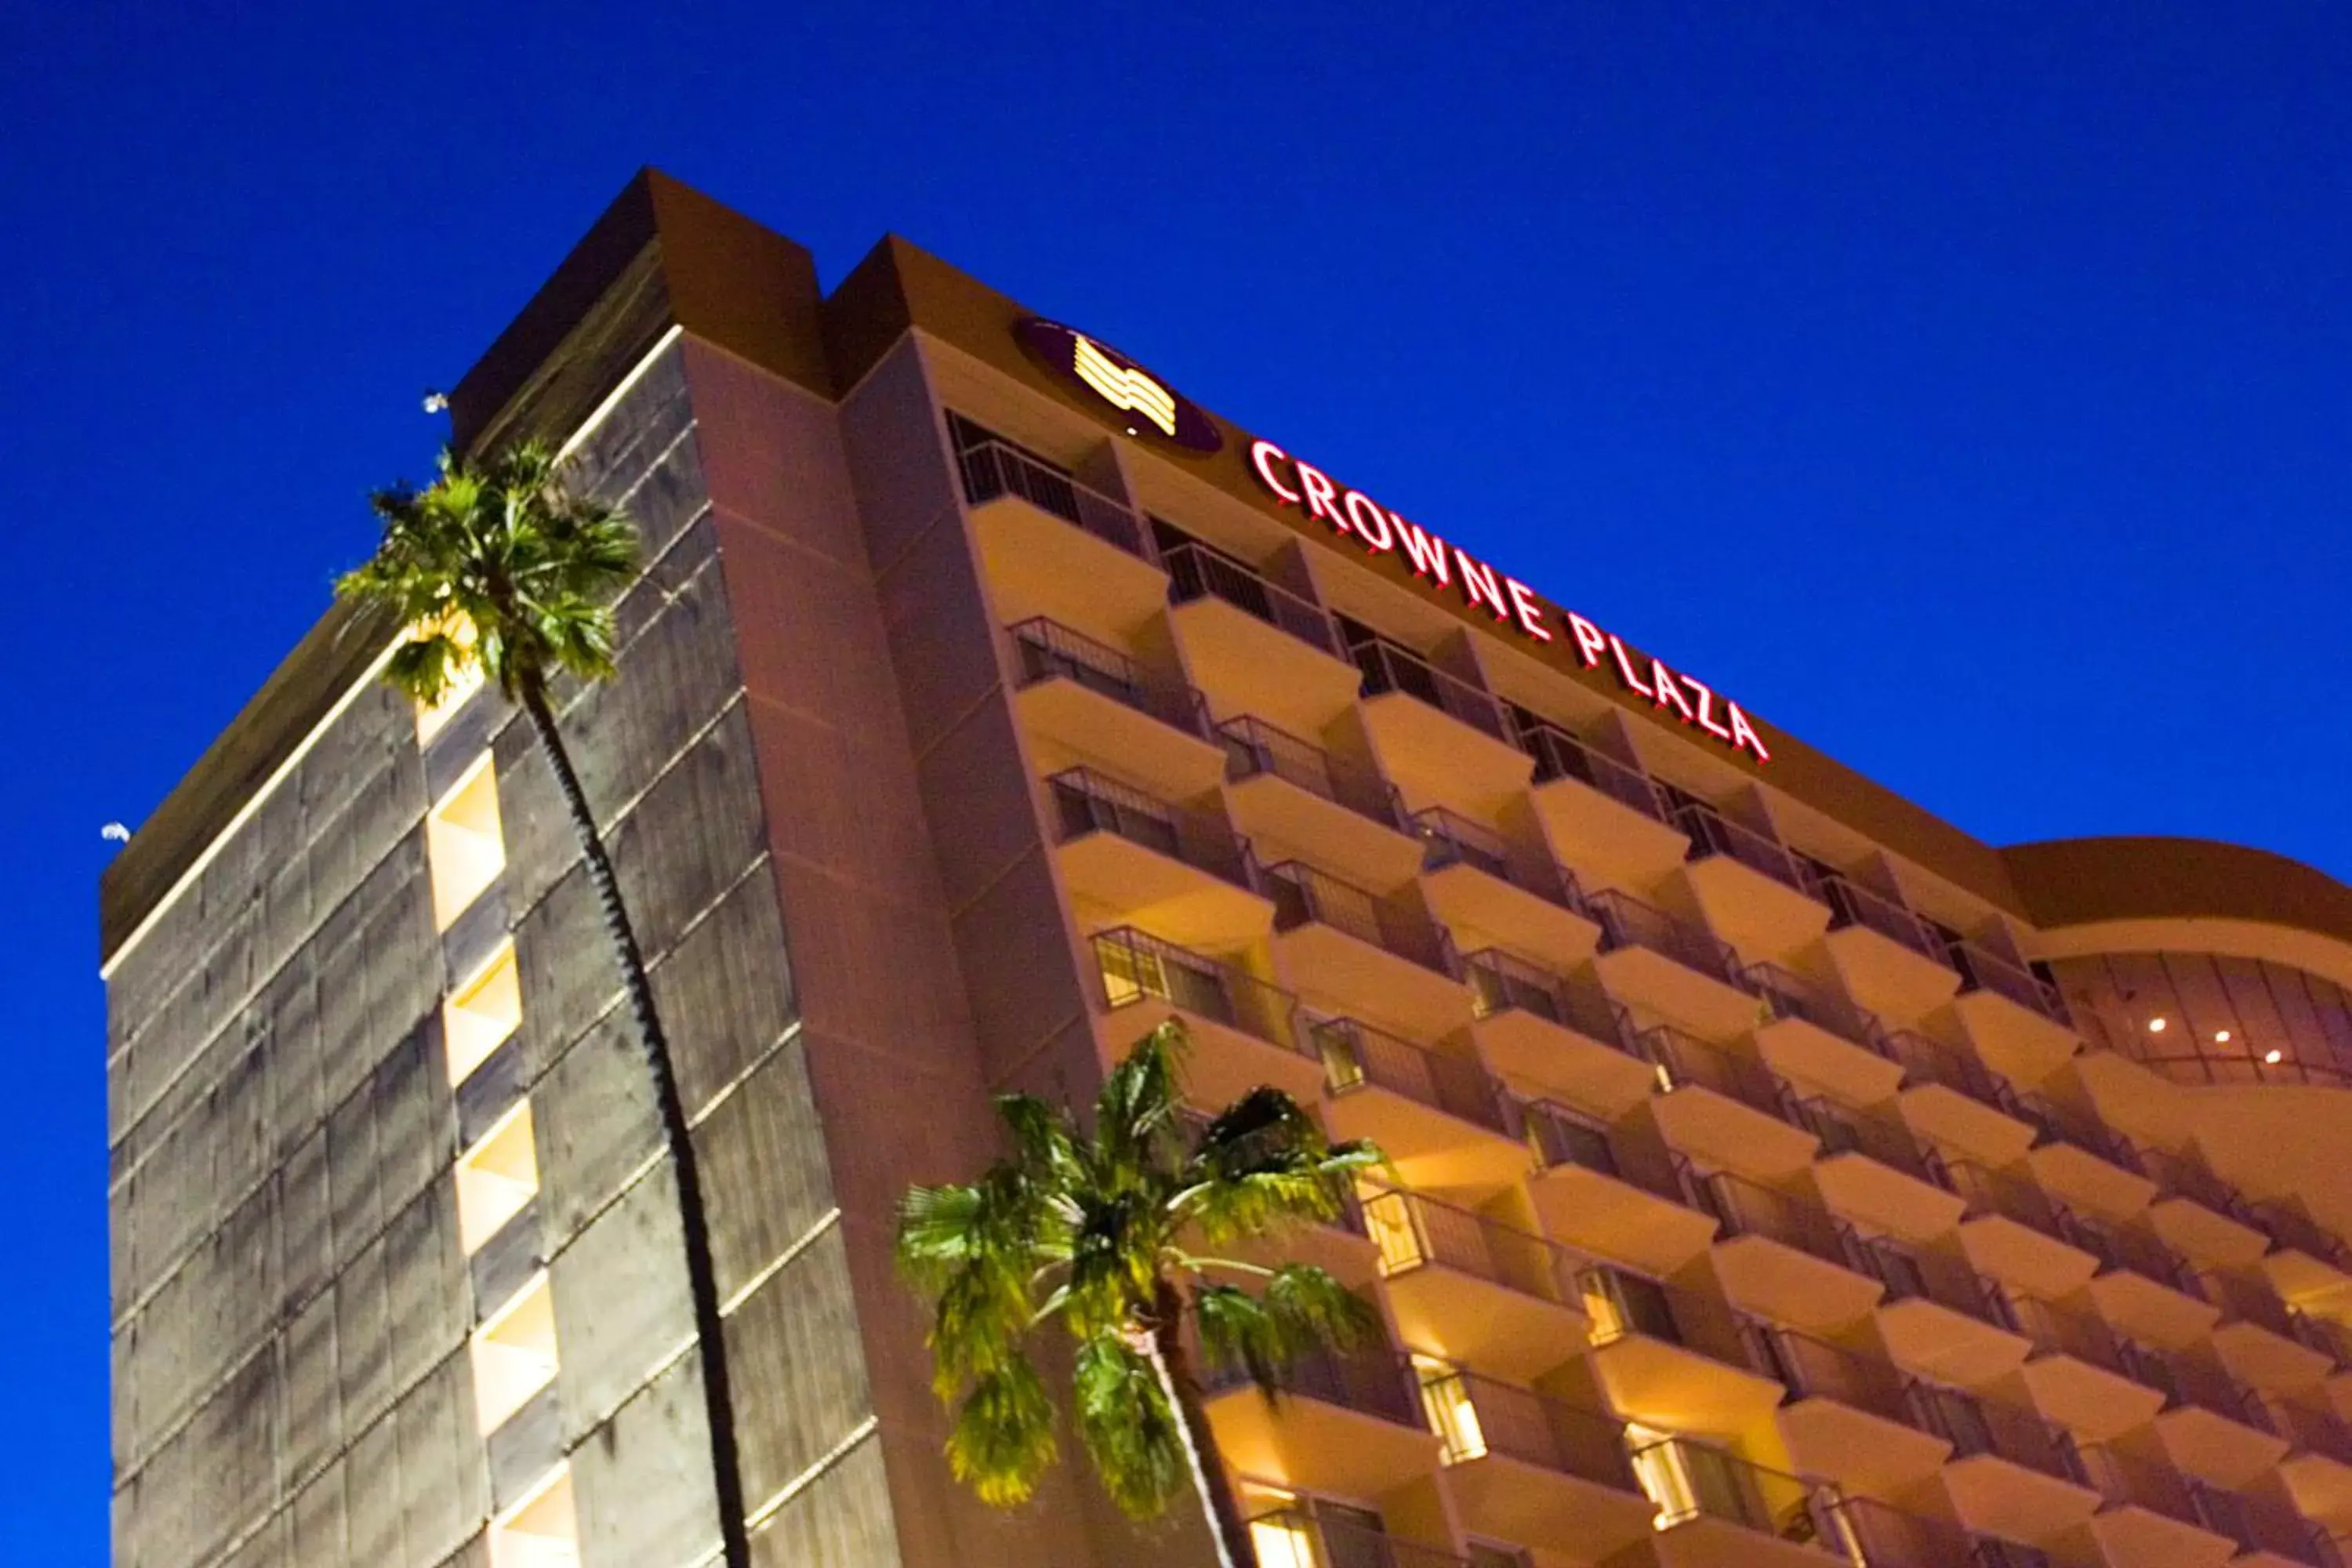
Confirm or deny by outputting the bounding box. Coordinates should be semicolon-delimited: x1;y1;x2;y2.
2266;1050;2285;1065
2148;1017;2168;1033
2214;1030;2232;1044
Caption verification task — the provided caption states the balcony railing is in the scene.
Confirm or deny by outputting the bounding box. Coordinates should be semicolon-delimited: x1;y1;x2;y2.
1422;1370;1637;1493
1090;927;1308;1058
1361;1189;1577;1307
2132;1345;2272;1434
1878;1029;2017;1116
1642;1027;1802;1127
2075;1443;2202;1526
1664;791;1817;899
1348;635;1511;742
1582;1265;1763;1373
1860;1240;2013;1329
2003;1292;2130;1376
2203;1268;2311;1346
2010;1094;2146;1178
1247;1511;1467;1568
1912;1387;2084;1483
1207;1346;1422;1428
1218;715;1405;829
1829;1497;2051;1568
2193;1485;2342;1568
1945;940;2071;1026
1755;1327;1926;1432
1693;1169;1863;1272
1409;806;1584;913
1509;710;1671;821
1264;861;1459;978
1007;616;1209;737
1945;1162;2083;1250
2071;1218;2206;1301
1048;768;1258;890
2141;1146;2255;1225
1161;539;1342;655
1312;1018;1511;1135
956;437;1151;558
1809;870;1949;964
2271;1397;2352;1466
1798;1098;1944;1188
1624;1437;1844;1543
1463;949;1631;1049
1745;962;1889;1054
2249;1200;2352;1271
2292;1309;2352;1367
1523;1101;1696;1208
1588;888;1747;989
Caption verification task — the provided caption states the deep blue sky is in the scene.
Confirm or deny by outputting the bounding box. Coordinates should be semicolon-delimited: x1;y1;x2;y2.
9;2;2348;1559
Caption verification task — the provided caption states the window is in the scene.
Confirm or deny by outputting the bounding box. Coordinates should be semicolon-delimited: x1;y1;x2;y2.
1625;1426;1748;1530
426;755;506;928
488;1464;579;1568
472;1273;560;1434
444;940;522;1086
1414;1356;1486;1462
1247;1512;1319;1568
1359;1189;1427;1276
456;1102;540;1255
1583;1267;1679;1345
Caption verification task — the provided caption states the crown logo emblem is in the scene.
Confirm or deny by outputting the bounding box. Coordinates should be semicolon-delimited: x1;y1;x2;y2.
1069;334;1179;437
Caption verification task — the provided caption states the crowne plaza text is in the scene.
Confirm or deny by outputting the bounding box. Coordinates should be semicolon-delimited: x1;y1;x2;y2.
106;170;2352;1568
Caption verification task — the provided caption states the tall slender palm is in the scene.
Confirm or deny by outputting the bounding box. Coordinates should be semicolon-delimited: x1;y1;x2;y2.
340;442;753;1568
896;1021;1385;1568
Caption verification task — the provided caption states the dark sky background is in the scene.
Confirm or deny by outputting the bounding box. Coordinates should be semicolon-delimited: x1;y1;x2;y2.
8;2;2349;1559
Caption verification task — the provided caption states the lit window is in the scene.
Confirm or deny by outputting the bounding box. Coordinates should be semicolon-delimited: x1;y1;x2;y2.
456;1102;540;1254
445;941;522;1087
489;1464;579;1568
412;612;487;746
1359;1189;1426;1276
426;754;506;929
473;1273;560;1433
1414;1356;1486;1462
1247;1511;1319;1568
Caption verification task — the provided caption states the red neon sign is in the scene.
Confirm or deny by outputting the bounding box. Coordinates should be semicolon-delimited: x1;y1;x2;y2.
1250;440;1770;764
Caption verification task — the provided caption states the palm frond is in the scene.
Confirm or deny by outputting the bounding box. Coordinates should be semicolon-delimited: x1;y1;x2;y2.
1174;1086;1381;1242
944;1359;1059;1508
1069;1332;1188;1519
1091;1020;1190;1182
1192;1266;1378;1397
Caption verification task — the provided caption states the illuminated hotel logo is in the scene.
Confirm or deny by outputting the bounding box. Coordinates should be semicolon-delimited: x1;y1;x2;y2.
1015;318;1224;453
1250;440;1770;764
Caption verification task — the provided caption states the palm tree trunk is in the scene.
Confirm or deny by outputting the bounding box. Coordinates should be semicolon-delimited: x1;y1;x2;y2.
519;682;753;1568
1148;1281;1257;1568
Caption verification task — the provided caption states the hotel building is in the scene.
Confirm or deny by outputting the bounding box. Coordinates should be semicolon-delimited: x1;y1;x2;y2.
103;171;2352;1568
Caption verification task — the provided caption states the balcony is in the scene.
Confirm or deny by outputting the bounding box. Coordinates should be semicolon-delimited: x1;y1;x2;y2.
1523;1102;1721;1276
1945;1163;2100;1300
1362;1188;1586;1377
1219;716;1425;889
1860;1240;2032;1388
2272;1399;2352;1523
2073;1218;2223;1348
1006;616;1226;795
1757;1327;1952;1492
2074;1445;2237;1568
2193;1485;2343;1568
1347;633;1531;815
1811;870;1962;1025
1694;1169;1886;1330
2145;1148;2273;1270
1622;1439;1856;1568
1465;950;1659;1116
1828;1497;2051;1568
1664;791;1830;961
1744;963;1904;1109
2250;1200;2352;1308
1312;1018;1529;1192
2137;1345;2290;1483
1511;711;1690;893
1643;1028;1819;1179
1410;806;1600;970
1944;941;2078;1087
1799;1098;1966;1242
1264;861;1468;1036
1089;927;1327;1109
1203;1348;1440;1499
959;435;1169;637
2008;1094;2156;1222
1048;768;1272;946
1160;538;1363;735
1583;1267;1787;1433
1589;890;1759;1038
2202;1270;2339;1392
1247;1509;1465;1568
1878;1030;2035;1167
1912;1386;2101;1545
2002;1292;2167;1440
1422;1370;1657;1560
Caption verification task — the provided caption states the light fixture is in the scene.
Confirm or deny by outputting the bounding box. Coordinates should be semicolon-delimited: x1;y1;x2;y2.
2215;1029;2232;1044
2147;1017;2168;1034
2265;1049;2285;1065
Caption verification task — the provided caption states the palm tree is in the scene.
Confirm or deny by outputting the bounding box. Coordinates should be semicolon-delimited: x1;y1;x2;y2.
895;1021;1385;1568
340;442;753;1568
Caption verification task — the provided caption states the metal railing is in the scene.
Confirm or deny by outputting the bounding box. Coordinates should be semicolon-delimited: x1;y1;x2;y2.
1642;1026;1802;1126
1878;1029;2018;1116
1912;1386;2084;1483
2140;1146;2254;1225
1509;710;1671;821
2271;1397;2352;1466
1007;616;1209;737
2132;1344;2272;1433
2010;1094;2146;1178
1829;1497;2051;1568
1348;635;1511;742
1409;805;1584;913
1589;888;1747;989
1798;1098;1944;1187
1945;1162;2084;1250
956;437;1151;558
2202;1267;2310;1346
1755;1327;1926;1431
1665;791;1817;898
1218;715;1404;829
2004;1291;2130;1375
1245;1510;1468;1568
1264;861;1459;978
1860;1240;2013;1329
2192;1485;2343;1568
1360;1189;1577;1306
1945;940;2071;1026
1160;539;1342;655
1089;927;1308;1058
1581;1265;1763;1373
2249;1200;2352;1270
2292;1308;2352;1366
1693;1168;1863;1271
1048;768;1258;890
2071;1217;2206;1301
1624;1436;1845;1544
1463;949;1631;1048
2075;1443;2201;1526
1810;870;1948;964
1422;1370;1638;1493
1206;1347;1421;1427
1523;1101;1696;1208
1745;962;1889;1054
1312;1018;1511;1134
